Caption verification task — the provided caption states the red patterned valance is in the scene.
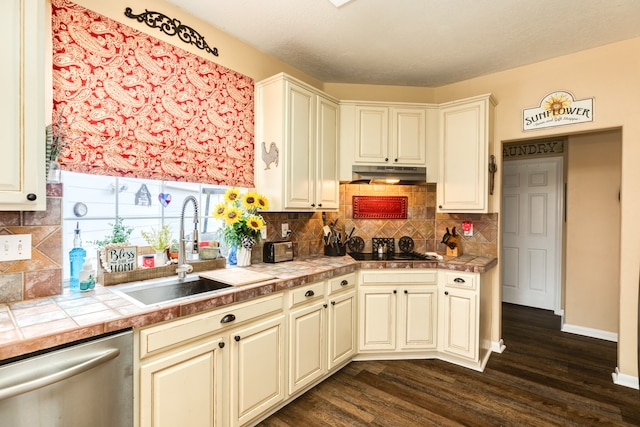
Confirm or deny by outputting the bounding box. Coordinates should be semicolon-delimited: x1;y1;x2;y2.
51;0;255;187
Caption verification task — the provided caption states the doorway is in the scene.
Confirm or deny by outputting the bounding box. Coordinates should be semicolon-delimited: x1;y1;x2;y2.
501;156;564;312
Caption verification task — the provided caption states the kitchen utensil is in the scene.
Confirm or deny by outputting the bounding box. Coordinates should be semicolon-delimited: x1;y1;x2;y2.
398;236;414;253
347;236;365;253
323;225;331;236
347;227;355;242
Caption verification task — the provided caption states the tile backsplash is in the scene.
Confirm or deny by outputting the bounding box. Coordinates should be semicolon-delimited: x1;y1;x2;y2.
260;183;498;260
1;182;497;303
0;184;63;303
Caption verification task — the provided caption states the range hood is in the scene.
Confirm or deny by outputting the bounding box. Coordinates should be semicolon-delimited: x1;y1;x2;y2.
351;165;427;185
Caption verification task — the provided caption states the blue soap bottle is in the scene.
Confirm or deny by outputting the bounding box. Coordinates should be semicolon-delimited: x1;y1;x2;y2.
69;222;86;292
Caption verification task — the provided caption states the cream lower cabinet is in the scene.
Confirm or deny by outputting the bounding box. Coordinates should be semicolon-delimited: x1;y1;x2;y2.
139;337;223;427
358;270;438;353
135;293;284;427
326;277;357;370
230;314;285;426
357;269;490;371
439;271;479;362
288;273;357;395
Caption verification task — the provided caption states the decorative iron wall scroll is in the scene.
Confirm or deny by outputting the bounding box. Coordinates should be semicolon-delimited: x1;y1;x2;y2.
124;7;219;57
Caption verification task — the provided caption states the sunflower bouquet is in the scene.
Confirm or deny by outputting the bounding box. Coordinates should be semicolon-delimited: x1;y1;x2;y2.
213;188;269;250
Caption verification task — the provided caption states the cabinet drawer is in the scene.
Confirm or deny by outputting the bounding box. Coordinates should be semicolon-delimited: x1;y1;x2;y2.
140;293;283;358
442;272;477;290
289;281;326;307
360;269;437;285
328;273;356;294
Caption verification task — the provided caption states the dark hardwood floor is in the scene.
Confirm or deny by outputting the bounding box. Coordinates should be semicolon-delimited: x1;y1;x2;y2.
258;303;640;426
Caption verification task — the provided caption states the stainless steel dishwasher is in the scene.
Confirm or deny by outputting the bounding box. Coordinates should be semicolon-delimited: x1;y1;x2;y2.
0;328;133;427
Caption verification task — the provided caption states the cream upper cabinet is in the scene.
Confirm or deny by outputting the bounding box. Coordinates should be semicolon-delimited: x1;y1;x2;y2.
354;104;427;165
255;73;339;211
339;102;439;182
0;0;46;211
437;94;496;213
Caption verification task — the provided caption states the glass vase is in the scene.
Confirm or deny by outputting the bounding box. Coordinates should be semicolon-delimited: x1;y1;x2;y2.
227;244;237;266
47;159;61;183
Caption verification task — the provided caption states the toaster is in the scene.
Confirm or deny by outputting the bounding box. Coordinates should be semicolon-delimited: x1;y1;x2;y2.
263;241;294;263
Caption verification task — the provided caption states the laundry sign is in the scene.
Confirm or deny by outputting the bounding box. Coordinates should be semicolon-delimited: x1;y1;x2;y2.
523;91;593;131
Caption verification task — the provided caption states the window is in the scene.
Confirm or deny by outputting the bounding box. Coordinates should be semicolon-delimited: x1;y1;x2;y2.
61;171;235;281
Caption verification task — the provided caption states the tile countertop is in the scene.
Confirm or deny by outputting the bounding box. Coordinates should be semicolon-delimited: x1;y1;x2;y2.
0;254;496;361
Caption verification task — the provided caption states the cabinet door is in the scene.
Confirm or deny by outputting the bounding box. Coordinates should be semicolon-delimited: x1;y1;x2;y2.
358;286;396;351
315;96;339;209
285;82;315;209
442;288;478;360
399;286;437;350
289;301;326;394
328;289;357;370
230;315;285;426
391;107;426;165
0;0;45;210
438;98;489;212
139;337;223;427
354;106;389;163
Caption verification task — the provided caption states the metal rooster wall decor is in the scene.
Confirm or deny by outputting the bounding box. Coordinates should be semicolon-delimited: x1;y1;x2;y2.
262;141;279;170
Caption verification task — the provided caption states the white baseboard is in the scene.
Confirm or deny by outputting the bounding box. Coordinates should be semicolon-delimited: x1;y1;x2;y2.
561;323;618;342
491;339;506;353
612;367;639;390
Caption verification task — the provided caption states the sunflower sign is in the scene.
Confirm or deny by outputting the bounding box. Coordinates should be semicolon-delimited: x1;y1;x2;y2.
523;91;593;131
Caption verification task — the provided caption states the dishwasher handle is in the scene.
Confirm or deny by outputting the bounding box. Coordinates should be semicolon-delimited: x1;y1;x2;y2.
0;348;120;401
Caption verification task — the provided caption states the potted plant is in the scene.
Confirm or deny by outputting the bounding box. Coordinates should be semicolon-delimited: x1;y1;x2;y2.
141;224;172;266
168;239;179;260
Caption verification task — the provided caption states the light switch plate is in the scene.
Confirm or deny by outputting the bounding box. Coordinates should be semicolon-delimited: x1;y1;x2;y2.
0;234;32;261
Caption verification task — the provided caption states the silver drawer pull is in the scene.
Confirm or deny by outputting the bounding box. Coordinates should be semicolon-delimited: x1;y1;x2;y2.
220;314;236;323
454;278;465;283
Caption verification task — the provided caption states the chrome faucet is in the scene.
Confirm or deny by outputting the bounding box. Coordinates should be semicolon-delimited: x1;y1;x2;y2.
176;195;199;279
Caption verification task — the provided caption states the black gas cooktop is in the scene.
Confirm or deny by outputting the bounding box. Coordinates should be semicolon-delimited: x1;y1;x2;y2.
348;251;439;261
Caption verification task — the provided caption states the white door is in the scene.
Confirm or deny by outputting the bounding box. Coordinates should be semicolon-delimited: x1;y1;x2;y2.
502;157;563;311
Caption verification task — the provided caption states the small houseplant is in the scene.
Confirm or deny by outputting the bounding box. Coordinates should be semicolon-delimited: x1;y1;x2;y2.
141;225;173;266
212;188;268;266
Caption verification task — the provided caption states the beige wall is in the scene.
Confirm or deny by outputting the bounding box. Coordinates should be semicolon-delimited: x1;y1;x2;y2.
59;1;640;379
565;130;621;334
435;38;640;378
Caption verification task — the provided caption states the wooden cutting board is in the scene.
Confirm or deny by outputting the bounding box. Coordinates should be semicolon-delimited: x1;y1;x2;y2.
199;268;276;286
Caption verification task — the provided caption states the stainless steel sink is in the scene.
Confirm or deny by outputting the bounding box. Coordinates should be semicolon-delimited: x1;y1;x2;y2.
113;274;233;306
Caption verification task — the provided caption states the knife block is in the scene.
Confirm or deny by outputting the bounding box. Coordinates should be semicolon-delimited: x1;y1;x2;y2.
445;237;462;257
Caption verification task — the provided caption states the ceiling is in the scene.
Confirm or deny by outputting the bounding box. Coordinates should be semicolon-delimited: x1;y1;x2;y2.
165;0;640;87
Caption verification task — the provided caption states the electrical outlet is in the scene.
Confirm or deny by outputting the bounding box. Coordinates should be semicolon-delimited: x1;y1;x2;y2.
281;223;289;238
0;234;32;261
260;225;267;240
